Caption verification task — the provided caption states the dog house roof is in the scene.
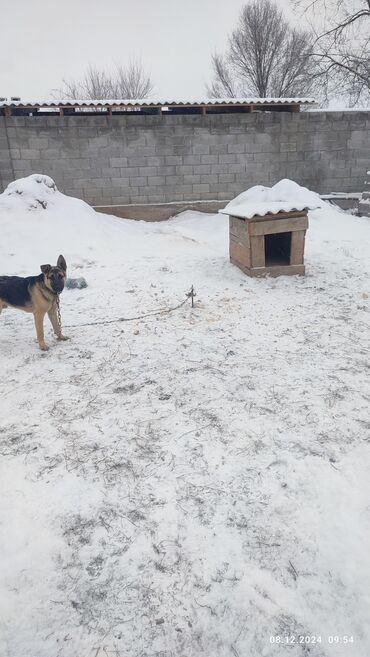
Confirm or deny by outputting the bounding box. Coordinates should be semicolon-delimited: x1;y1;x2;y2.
220;180;322;219
220;200;314;219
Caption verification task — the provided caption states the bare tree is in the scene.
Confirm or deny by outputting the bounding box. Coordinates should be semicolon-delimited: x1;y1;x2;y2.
54;61;153;100
207;0;318;98
208;54;238;97
113;61;153;99
294;0;370;103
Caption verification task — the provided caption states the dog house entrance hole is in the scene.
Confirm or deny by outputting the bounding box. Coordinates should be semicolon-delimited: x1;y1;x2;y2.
264;232;292;266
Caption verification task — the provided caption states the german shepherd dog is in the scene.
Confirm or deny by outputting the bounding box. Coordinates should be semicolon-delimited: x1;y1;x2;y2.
0;255;69;351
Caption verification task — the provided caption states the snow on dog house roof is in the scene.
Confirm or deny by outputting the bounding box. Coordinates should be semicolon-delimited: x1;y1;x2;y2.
0;97;317;116
220;179;323;219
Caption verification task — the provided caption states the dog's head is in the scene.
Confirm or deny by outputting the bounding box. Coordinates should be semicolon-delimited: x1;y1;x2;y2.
41;255;67;294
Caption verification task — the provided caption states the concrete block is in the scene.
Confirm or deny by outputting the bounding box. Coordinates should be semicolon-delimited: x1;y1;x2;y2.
227;143;246;154
20;149;40;159
88;136;109;149
110;157;128;168
226;163;245;174
130;195;149;203
209;144;228;155
176;165;193;175
183;174;201;184
9;149;20;159
165;155;183;165
200;174;219;184
286;151;304;162
219;154;236;164
9;117;26;127
219;173;236;183
111;177;130;187
160;166;176;176
29;137;48;150
201;154;219;164
12;159;33;170
135;146;155;156
193;164;213;175
165;175;185;185
226;182;246;193
108;195;132;204
193;183;210;193
69;157;91;169
130;176;147;186
121;167;140;177
38;148;63;160
304;151;321;161
192;144;210;155
236;152;256;163
280;142;297;152
175;184;193;195
145;195;166;203
148;175;166;186
147;156;165;167
139;166;158;176
212;163;231;174
183;155;201;165
78;128;99;138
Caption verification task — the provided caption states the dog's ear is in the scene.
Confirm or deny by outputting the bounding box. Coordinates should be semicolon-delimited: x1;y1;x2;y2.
41;264;51;274
57;255;67;272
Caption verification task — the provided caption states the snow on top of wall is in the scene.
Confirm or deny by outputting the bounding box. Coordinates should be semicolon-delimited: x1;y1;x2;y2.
220;179;324;219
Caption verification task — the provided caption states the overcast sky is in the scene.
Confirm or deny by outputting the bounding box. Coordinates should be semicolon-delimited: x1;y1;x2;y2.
1;0;300;100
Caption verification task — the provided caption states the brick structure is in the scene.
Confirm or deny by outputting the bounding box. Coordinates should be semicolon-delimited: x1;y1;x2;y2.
1;111;370;209
227;210;308;277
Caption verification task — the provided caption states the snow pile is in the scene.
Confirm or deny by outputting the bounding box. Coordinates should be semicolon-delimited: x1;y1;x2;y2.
0;174;148;277
221;178;324;218
1;177;370;657
0;173;64;212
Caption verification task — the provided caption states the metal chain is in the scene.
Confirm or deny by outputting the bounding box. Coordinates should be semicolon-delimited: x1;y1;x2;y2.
64;287;196;329
56;294;62;333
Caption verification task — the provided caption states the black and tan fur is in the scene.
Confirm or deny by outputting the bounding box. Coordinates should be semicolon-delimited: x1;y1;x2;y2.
0;255;69;351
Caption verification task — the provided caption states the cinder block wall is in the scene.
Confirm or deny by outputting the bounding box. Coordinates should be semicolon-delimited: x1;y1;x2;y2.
0;111;369;206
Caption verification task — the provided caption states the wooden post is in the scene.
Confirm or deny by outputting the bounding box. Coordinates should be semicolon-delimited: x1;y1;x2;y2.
250;235;265;268
290;230;306;265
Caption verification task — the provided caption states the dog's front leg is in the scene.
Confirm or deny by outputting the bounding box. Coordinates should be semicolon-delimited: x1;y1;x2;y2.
48;306;69;341
34;311;48;351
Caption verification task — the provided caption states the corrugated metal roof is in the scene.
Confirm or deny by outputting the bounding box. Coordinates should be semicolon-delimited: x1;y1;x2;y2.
0;97;316;107
219;201;316;219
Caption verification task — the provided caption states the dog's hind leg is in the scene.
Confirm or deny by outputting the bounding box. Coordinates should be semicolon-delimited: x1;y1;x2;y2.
33;311;49;351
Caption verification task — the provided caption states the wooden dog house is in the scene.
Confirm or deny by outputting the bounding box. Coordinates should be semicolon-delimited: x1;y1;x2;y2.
222;206;309;277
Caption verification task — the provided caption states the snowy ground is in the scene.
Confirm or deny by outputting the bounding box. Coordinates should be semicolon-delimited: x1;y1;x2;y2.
0;176;370;657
